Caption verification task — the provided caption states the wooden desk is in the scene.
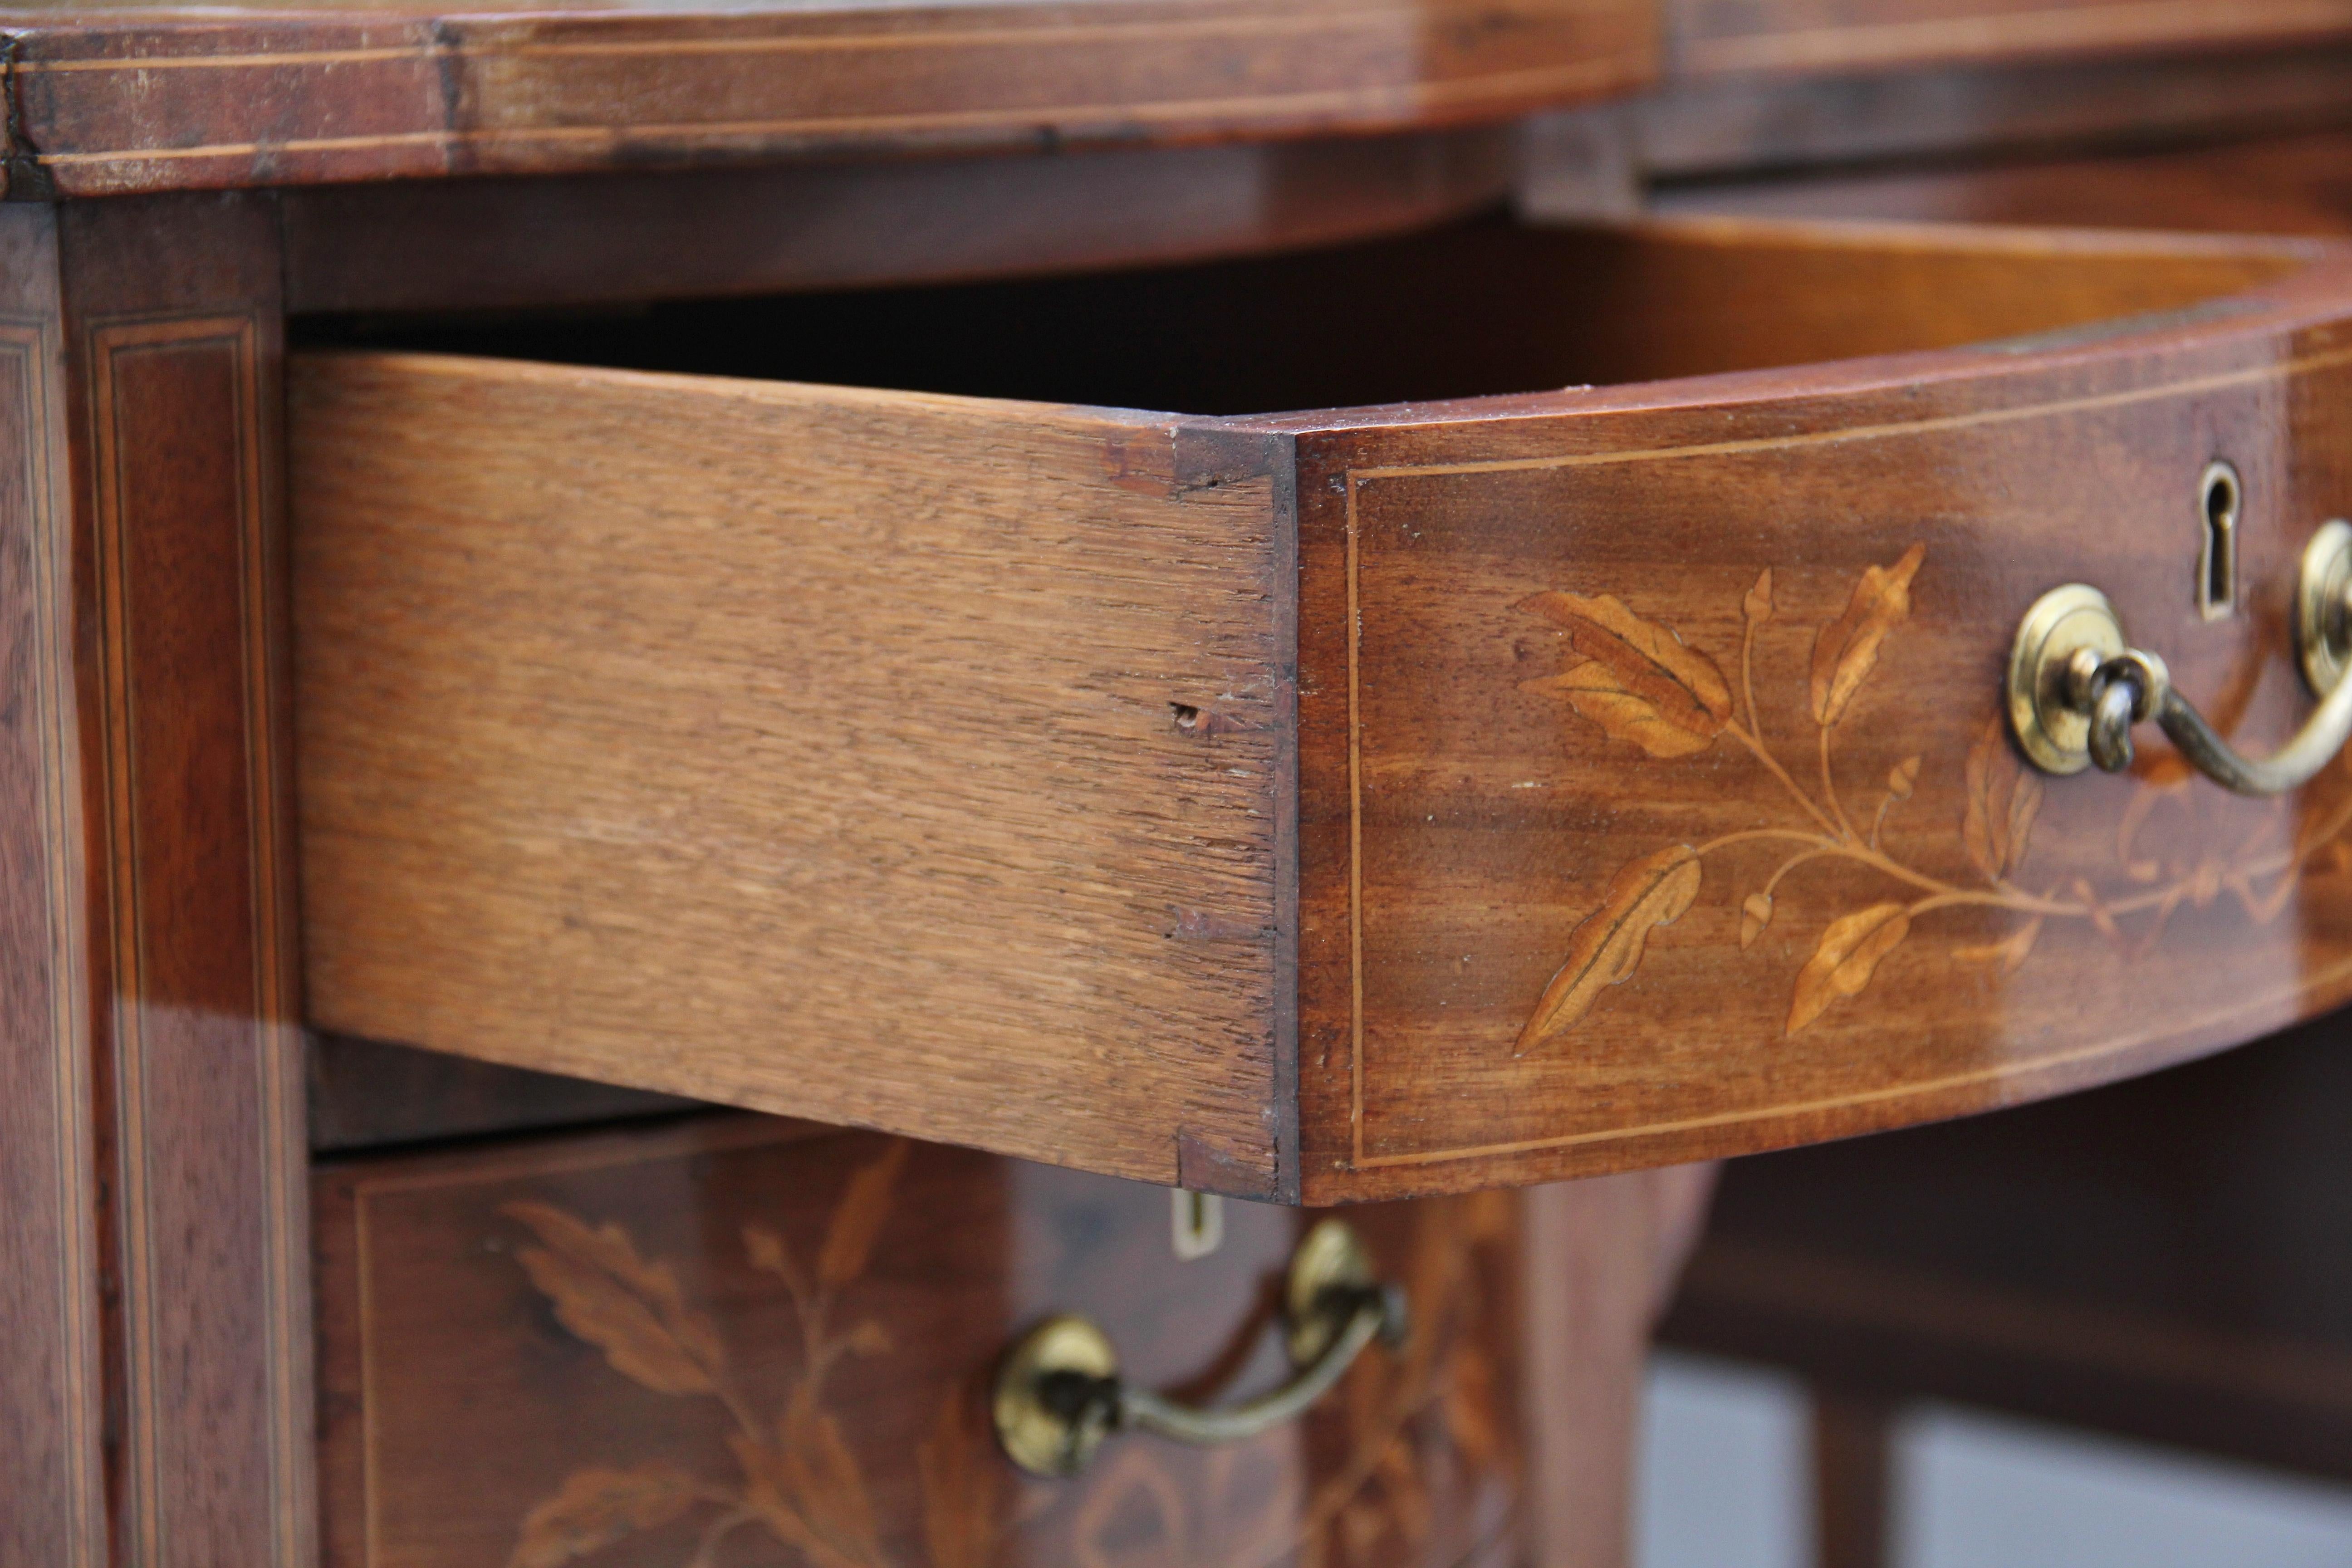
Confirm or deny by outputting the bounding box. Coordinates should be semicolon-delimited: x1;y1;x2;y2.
11;4;2352;1564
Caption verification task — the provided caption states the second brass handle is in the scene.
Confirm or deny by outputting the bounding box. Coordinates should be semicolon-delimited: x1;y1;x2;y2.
992;1217;1408;1479
2009;520;2352;794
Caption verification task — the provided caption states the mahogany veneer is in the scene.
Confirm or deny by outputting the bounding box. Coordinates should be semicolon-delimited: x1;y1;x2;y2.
0;0;1652;198
314;1114;1710;1568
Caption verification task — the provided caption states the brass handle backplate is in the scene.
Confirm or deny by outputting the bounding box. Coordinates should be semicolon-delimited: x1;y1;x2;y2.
2009;520;2352;795
991;1217;1408;1479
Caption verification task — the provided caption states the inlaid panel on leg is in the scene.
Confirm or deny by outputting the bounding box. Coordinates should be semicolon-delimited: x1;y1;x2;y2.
84;303;308;1568
0;195;310;1568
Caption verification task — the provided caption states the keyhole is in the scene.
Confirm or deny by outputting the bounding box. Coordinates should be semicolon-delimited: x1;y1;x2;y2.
2199;460;2240;621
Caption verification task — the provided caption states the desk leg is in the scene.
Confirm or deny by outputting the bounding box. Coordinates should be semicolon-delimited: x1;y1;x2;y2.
1521;1163;1719;1568
1813;1388;1896;1568
0;195;309;1568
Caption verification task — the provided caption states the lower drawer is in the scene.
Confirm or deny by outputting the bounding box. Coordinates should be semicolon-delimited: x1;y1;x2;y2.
315;1116;1613;1568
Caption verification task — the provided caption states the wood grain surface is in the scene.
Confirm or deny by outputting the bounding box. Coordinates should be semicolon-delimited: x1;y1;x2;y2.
292;354;1294;1197
313;1115;1553;1568
0;0;1651;199
0;196;312;1568
294;217;2352;1200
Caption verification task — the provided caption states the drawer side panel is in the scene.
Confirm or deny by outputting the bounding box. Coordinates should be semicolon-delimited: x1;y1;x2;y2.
290;353;1289;1194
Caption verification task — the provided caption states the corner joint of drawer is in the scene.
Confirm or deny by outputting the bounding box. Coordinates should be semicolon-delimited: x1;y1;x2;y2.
1171;425;1290;499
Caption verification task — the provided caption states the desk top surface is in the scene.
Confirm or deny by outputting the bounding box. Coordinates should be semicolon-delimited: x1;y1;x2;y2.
0;0;1654;196
16;0;2352;199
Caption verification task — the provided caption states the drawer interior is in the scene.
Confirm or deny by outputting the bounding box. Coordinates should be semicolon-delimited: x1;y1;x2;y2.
301;214;2308;415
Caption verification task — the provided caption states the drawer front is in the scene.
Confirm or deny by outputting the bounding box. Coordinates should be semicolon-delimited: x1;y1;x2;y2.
1283;257;2352;1197
314;1119;1526;1568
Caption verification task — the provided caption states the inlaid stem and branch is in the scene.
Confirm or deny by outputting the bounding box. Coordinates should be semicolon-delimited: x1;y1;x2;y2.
1515;545;2346;1050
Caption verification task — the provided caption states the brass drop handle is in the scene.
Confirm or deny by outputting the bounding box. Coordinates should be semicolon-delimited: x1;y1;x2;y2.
991;1217;1408;1478
2009;521;2352;794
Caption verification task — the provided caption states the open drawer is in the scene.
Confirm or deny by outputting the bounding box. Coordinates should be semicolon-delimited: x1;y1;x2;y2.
290;216;2352;1202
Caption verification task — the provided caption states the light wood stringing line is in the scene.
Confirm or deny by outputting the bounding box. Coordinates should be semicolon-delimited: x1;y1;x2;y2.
1346;339;2352;481
29;58;1643;168
88;315;304;1556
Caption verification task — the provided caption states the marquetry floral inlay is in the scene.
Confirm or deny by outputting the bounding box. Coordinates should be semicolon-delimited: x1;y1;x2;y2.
1515;547;2352;1050
504;1142;911;1568
501;1147;1513;1568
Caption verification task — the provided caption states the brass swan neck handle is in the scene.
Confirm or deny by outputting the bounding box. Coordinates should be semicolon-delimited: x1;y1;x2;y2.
992;1218;1409;1479
2009;521;2352;795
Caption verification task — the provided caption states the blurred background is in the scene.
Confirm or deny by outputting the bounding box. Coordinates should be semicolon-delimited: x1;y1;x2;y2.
1640;1354;2352;1568
1629;1010;2352;1568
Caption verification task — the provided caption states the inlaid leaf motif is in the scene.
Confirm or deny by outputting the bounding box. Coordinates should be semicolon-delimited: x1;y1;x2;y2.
783;1397;884;1565
818;1140;910;1289
1809;543;1926;727
1519;592;1732;758
1518;664;1720;758
1787;904;1911;1034
2116;761;2192;877
728;1435;833;1565
507;1464;699;1568
503;1201;724;1395
1955;916;2042;973
743;1222;802;1293
495;1152;1513;1568
1199;1447;1305;1568
1443;1339;1502;1468
1070;1446;1189;1568
1517;845;1701;1053
1507;543;2352;1069
1963;716;2043;882
1377;1441;1434;1546
2074;877;2124;941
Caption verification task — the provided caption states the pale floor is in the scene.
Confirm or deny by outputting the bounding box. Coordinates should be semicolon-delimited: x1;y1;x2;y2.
1639;1352;2352;1568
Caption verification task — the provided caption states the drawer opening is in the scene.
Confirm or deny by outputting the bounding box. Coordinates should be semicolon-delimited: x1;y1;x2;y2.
287;208;2343;1200
298;213;2307;417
